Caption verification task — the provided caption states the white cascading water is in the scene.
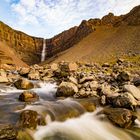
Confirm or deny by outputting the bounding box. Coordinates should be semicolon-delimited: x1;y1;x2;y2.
41;39;46;62
33;110;133;140
1;82;140;140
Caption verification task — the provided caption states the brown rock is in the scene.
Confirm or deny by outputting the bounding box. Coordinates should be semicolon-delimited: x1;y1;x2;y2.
79;76;94;84
18;110;46;130
102;108;136;128
68;62;78;71
19;67;30;76
0;124;17;140
112;92;137;109
117;71;130;82
50;63;59;71
18;110;38;129
28;70;40;80
124;85;140;100
57;82;78;97
14;78;34;90
0;76;9;83
19;91;39;102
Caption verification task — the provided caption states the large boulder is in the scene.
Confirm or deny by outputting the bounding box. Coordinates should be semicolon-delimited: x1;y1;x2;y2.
124;85;140;100
14;78;34;90
28;70;40;80
19;91;39;102
111;92;137;109
19;67;30;76
68;62;78;72
117;71;130;82
50;63;59;71
102;108;136;128
17;130;33;140
56;82;78;97
89;81;99;91
0;124;17;140
18;110;46;130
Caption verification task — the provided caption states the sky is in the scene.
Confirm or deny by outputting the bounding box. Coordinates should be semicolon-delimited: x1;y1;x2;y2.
0;0;140;38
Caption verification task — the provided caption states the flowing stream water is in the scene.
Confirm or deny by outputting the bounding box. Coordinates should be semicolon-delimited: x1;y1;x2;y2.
41;39;46;62
0;82;140;140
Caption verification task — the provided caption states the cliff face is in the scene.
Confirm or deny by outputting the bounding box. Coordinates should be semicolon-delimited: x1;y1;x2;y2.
0;5;139;65
122;5;140;25
42;5;140;64
45;21;95;58
0;20;95;65
0;22;43;65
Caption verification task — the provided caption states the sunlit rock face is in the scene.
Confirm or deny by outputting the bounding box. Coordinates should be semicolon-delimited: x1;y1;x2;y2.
0;5;139;65
0;21;43;65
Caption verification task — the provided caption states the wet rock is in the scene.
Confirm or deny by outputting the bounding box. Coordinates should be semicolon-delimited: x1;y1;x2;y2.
28;70;40;80
0;124;17;140
79;76;94;84
102;108;136;128
19;67;30;76
18;110;45;129
78;100;96;112
57;82;78;97
124;85;140;100
112;92;137;109
17;130;33;140
14;78;34;90
117;71;130;82
18;110;38;129
19;91;39;102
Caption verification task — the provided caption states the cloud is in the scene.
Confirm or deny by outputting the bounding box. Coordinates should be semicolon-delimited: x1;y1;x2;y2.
5;0;140;37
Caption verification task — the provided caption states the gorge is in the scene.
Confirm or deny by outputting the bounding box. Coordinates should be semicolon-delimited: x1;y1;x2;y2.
0;4;140;140
0;5;139;67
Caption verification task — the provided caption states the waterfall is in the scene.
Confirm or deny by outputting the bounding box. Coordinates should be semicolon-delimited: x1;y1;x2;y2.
41;39;46;62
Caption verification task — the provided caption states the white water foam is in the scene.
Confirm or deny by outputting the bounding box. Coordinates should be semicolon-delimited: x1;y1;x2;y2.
0;81;57;95
34;110;133;140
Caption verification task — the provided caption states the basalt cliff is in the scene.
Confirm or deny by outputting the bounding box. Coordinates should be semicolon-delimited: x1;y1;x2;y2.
0;5;140;66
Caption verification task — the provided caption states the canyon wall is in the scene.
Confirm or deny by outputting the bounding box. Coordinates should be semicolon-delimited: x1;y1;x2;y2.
0;5;139;65
0;21;43;65
45;21;95;58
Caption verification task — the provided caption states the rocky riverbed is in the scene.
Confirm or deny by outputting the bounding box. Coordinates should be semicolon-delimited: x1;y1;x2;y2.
0;59;140;139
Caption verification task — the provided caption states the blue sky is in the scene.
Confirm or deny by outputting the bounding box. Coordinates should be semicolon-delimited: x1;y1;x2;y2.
0;0;140;38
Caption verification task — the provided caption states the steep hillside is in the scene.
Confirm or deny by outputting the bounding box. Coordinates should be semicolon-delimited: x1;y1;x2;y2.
0;5;139;66
0;20;94;65
45;20;94;58
44;26;140;64
0;41;28;67
42;5;140;64
0;21;43;65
